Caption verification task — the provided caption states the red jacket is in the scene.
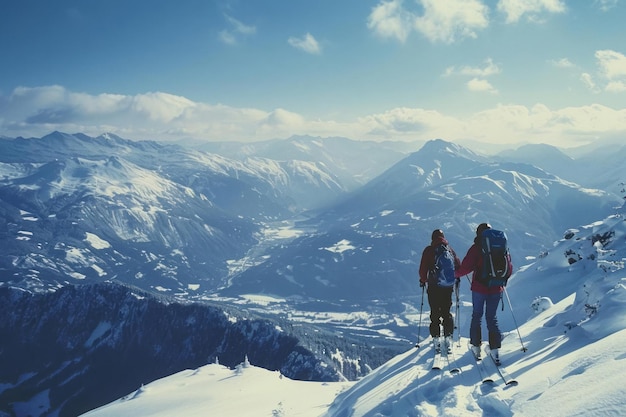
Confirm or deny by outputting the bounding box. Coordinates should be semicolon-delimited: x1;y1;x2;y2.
419;236;461;286
455;239;511;295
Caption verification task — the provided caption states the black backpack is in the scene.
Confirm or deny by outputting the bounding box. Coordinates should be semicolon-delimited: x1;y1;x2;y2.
431;243;456;287
478;229;511;287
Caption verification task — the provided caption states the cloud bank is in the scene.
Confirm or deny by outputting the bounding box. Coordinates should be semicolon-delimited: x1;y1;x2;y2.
2;85;625;149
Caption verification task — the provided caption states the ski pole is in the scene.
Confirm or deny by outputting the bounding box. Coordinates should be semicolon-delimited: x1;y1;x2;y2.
503;287;527;352
454;279;461;347
416;284;425;348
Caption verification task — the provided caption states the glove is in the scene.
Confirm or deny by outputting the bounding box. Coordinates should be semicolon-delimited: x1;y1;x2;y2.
420;281;426;288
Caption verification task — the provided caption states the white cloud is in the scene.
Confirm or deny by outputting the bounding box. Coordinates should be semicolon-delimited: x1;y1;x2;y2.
414;0;489;44
581;50;626;94
359;107;459;135
605;81;626;93
367;0;413;43
595;50;626;80
546;104;626;134
367;0;488;44
257;109;308;138
497;0;566;24
580;73;597;91
288;33;322;54
219;15;256;45
550;58;575;68
359;103;626;147
443;59;500;94
0;86;268;141
467;78;498;94
225;15;256;35
459;103;626;146
594;0;619;11
261;109;305;127
218;30;237;45
444;58;501;77
129;92;196;122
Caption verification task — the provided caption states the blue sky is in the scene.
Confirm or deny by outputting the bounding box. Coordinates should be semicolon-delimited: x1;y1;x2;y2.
1;0;625;148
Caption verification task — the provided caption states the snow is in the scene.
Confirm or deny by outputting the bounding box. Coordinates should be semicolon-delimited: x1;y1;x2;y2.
239;293;287;306
81;212;626;416
69;272;87;280
323;239;356;254
84;363;351;417
90;264;107;277
16;230;32;241
84;232;111;249
85;322;112;348
263;223;305;239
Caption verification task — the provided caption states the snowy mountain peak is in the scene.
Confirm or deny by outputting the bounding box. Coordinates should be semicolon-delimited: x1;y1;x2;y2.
97;132;125;142
417;138;485;161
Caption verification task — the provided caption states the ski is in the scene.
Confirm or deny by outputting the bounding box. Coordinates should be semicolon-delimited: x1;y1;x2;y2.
494;362;518;386
446;356;461;374
432;351;461;375
431;351;443;370
430;337;443;371
444;339;461;374
485;347;518;386
469;345;495;384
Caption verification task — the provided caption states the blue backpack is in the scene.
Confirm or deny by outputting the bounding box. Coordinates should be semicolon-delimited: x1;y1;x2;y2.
478;229;511;287
432;243;456;287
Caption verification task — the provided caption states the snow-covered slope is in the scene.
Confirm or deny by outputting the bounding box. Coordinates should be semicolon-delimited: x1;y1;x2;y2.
82;360;352;417
0;154;258;293
80;206;626;417
0;133;347;293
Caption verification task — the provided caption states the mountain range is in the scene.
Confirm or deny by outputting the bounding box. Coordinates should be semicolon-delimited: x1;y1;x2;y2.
221;139;620;301
1;132;624;416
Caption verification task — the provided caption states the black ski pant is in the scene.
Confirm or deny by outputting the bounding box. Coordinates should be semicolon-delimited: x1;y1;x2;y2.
427;285;454;338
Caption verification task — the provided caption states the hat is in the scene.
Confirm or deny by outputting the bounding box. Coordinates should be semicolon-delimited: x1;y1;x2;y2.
476;223;491;236
431;229;444;240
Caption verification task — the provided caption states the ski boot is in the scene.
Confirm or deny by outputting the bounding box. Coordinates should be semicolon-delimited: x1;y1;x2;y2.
433;337;442;353
491;348;501;365
471;344;481;359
